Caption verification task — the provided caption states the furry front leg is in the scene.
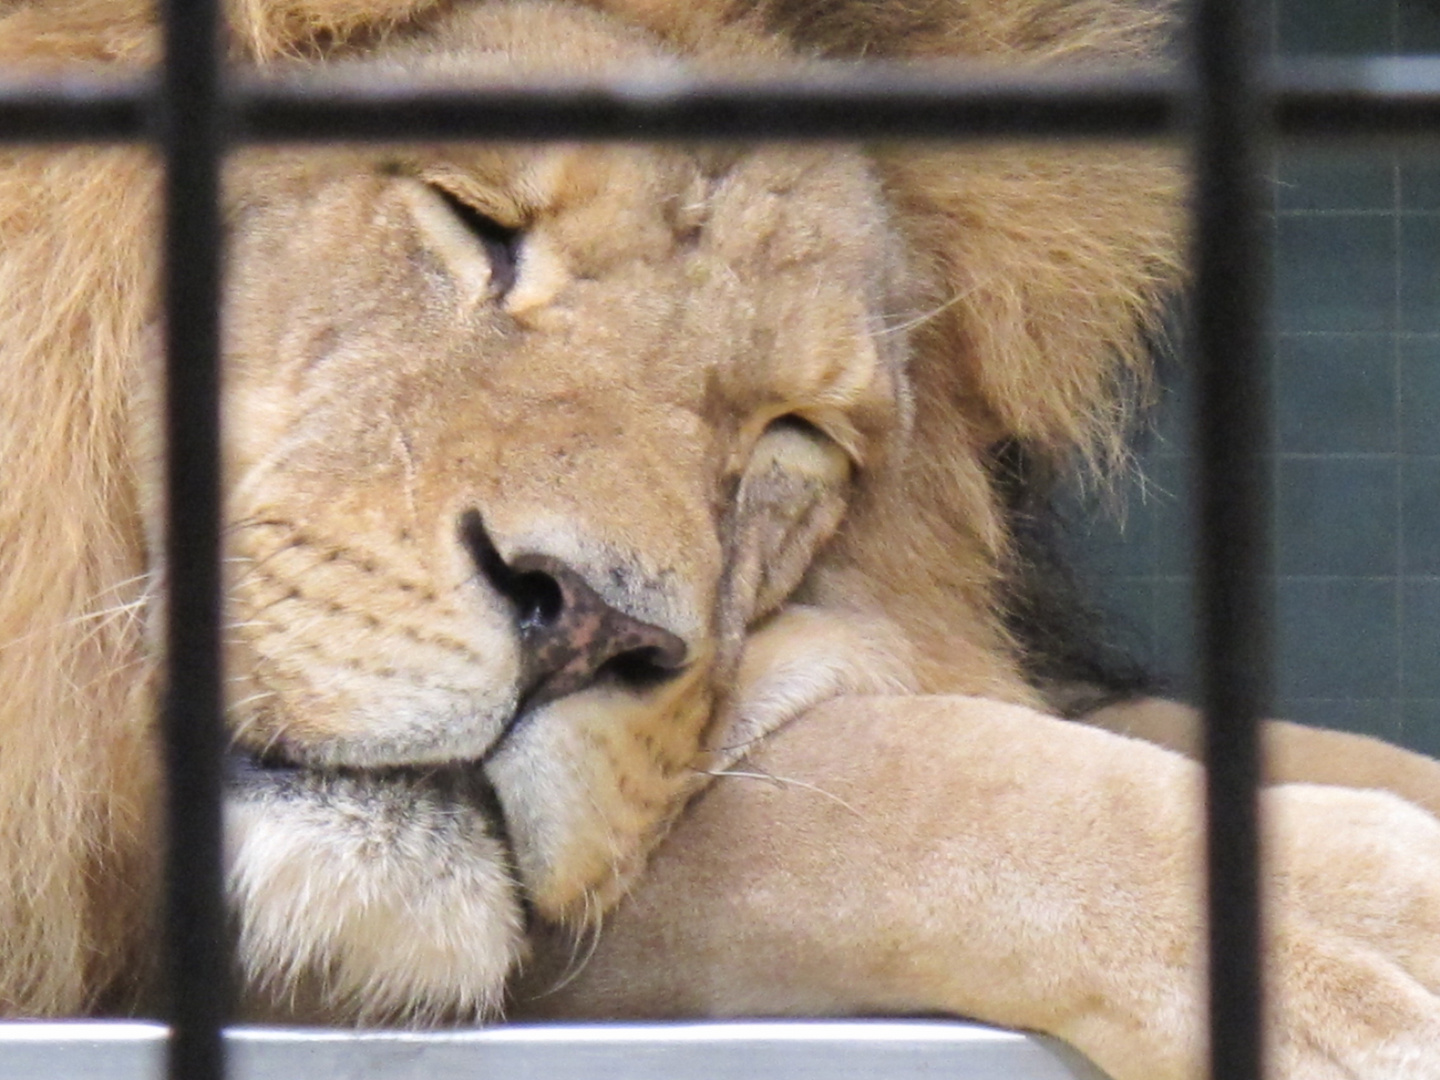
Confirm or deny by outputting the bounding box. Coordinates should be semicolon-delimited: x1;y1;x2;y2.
515;696;1440;1080
1089;697;1440;819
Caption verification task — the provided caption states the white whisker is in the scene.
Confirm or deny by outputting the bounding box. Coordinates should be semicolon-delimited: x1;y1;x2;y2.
699;767;865;819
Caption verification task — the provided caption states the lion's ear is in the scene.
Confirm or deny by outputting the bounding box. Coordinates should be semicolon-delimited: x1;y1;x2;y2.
725;419;853;630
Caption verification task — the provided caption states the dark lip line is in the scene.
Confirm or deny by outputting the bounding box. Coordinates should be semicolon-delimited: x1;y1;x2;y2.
223;741;499;782
223;744;303;781
223;694;534;779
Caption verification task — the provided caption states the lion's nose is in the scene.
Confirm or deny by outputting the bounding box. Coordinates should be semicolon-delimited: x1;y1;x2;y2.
459;510;688;709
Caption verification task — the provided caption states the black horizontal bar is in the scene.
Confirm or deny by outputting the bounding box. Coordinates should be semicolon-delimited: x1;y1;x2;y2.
1278;57;1440;136
232;66;1175;141
0;72;151;141
5;59;1440;144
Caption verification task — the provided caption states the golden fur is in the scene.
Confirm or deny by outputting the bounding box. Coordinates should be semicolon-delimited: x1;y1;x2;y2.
4;0;1440;1075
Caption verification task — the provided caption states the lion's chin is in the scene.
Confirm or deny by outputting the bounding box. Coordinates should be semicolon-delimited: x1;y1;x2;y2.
224;752;528;1026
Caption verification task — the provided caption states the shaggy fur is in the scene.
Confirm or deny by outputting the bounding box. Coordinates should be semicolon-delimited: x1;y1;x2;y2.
5;2;1440;1077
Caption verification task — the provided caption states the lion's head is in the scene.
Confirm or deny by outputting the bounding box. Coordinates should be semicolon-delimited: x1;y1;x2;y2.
207;8;915;1016
0;0;1181;1022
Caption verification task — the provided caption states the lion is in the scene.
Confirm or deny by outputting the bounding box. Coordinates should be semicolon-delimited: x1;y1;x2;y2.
6;0;1440;1077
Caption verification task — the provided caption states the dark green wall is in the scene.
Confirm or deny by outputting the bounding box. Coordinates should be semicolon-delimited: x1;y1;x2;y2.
1064;0;1440;751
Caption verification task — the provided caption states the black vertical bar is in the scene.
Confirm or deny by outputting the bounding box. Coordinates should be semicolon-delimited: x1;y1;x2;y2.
158;0;229;1074
1192;0;1271;1076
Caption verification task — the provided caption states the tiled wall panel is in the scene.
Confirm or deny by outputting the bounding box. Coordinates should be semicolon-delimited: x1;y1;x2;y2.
1066;0;1440;750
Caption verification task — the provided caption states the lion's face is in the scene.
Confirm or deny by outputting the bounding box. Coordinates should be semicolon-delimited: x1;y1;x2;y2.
194;2;911;1021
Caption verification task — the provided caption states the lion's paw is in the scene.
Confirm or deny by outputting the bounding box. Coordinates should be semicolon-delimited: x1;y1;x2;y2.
225;765;527;1024
1267;784;1440;1078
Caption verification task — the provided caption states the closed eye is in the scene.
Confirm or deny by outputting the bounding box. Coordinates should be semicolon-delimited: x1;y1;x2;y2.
429;184;522;298
761;410;865;469
763;413;831;442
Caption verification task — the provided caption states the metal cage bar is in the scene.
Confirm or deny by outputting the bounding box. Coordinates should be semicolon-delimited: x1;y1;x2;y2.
12;60;1440;144
3;4;1421;1080
157;0;229;1078
1192;0;1270;1078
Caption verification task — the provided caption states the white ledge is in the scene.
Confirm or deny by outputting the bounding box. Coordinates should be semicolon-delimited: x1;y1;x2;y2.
0;1019;1111;1079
